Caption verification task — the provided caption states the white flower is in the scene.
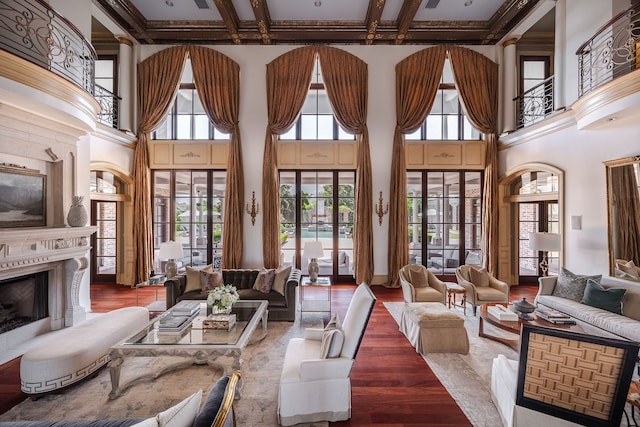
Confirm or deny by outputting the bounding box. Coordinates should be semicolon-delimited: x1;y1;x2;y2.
207;284;239;311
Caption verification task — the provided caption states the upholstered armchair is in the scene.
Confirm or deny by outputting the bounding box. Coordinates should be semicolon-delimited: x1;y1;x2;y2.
277;283;376;425
399;264;447;304
455;265;509;315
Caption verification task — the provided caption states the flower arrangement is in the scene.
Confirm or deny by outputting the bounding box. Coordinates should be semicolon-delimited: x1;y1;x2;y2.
207;284;240;314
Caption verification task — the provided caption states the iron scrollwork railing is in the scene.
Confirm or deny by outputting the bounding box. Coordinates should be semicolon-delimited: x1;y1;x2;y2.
0;0;96;95
515;76;555;129
94;84;120;129
577;2;640;97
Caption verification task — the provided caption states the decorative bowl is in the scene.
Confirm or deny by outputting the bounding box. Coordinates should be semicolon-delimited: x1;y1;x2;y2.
513;297;535;320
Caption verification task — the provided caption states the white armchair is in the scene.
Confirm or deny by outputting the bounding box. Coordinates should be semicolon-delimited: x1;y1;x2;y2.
277;283;376;426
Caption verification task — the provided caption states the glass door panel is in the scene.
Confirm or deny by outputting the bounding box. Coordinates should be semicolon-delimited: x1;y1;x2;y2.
91;201;117;283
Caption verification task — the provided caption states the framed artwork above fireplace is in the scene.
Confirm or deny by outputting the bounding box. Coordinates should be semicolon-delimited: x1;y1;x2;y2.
0;165;46;228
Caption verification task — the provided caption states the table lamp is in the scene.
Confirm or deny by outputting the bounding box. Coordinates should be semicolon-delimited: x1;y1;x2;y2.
528;232;561;276
303;241;324;283
158;240;184;278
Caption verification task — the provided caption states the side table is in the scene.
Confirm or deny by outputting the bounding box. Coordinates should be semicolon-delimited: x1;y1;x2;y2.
299;276;331;317
134;275;166;312
446;282;467;316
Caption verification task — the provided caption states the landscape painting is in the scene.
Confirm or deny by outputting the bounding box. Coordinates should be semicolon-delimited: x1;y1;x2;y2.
0;168;46;227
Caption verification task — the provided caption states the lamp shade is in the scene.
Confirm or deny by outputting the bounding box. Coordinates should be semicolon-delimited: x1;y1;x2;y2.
528;232;561;252
158;241;184;260
303;241;324;259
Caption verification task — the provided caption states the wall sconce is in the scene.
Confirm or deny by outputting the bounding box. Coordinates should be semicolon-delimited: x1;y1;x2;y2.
246;191;259;226
375;191;389;226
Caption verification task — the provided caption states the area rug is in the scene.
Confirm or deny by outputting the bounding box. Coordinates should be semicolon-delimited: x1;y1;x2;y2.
383;301;518;427
0;316;327;427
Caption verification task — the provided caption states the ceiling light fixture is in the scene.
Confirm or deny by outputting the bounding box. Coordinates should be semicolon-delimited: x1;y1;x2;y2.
165;0;174;6
464;0;473;6
314;1;322;6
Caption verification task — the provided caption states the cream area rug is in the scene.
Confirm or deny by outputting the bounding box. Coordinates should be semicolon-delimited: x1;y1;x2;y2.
384;301;518;427
0;316;327;427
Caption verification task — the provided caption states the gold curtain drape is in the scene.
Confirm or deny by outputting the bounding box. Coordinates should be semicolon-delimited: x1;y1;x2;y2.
317;46;373;284
189;46;244;268
134;46;188;283
610;165;640;265
262;47;316;268
448;46;499;275
388;46;447;287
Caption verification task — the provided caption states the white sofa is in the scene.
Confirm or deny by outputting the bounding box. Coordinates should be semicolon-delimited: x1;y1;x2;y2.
535;276;640;342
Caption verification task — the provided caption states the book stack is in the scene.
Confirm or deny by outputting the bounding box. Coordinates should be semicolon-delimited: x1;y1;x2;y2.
534;307;576;324
171;300;201;316
157;314;193;334
487;304;519;321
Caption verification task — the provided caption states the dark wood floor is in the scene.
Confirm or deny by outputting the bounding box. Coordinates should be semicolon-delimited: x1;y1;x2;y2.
0;282;537;425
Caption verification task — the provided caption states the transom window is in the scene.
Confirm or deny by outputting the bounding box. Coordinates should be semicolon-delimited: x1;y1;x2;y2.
280;58;354;141
405;59;482;141
152;59;230;140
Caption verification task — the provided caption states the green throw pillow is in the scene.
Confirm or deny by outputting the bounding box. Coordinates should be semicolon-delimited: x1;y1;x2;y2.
581;279;626;315
552;267;601;302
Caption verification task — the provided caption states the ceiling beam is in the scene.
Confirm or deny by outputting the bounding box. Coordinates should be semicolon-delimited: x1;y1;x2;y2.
364;0;386;45
395;0;421;45
95;0;153;44
212;0;241;44
250;0;273;45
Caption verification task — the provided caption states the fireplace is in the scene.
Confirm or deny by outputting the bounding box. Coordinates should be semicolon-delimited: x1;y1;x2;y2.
0;272;48;333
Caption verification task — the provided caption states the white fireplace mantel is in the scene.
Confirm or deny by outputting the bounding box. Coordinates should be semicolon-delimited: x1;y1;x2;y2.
0;226;97;328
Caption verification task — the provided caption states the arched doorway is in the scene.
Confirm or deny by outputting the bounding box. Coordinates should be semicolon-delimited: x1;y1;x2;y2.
498;164;564;285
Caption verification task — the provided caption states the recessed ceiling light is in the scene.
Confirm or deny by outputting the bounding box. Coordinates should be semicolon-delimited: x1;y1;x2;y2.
608;117;618;121
314;1;322;6
165;0;174;6
464;0;473;6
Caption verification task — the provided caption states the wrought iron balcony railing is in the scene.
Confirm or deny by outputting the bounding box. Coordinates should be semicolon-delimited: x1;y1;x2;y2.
577;2;640;97
515;76;555;129
0;0;96;95
94;84;120;129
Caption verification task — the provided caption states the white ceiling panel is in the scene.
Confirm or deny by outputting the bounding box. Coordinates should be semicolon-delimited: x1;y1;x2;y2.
130;0;222;21
267;0;369;21
232;0;256;21
381;0;403;21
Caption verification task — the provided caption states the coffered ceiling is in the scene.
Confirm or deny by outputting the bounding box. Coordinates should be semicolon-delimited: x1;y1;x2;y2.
94;0;543;45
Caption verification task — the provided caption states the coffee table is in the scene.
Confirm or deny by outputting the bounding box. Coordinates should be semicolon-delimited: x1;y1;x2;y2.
478;303;584;352
108;299;268;399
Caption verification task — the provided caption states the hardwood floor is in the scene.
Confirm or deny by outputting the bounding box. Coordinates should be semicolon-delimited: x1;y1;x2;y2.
0;282;538;425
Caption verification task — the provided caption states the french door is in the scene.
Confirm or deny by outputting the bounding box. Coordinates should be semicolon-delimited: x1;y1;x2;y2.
518;201;559;283
91;200;117;283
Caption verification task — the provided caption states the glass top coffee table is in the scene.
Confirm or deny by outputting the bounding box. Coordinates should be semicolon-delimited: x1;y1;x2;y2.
108;299;268;399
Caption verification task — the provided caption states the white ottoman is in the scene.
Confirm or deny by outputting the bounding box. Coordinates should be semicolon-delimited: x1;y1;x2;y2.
21;306;149;395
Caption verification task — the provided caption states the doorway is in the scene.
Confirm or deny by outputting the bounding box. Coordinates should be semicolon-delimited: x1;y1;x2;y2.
518;201;559;283
91;200;117;283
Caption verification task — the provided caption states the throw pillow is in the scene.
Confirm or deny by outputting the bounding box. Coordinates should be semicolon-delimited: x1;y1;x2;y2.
409;268;429;288
320;328;344;359
581;278;626;315
253;268;276;293
200;270;223;293
552;267;601;302
155;389;202;427
192;375;231;427
469;266;489;287
272;266;292;296
185;264;212;293
617;260;640;279
320;313;344;359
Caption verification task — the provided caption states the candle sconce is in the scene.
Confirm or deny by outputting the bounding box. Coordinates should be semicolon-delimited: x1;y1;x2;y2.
246;191;259;226
375;191;389;226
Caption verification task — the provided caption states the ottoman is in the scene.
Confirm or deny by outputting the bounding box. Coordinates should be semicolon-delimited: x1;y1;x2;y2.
399;302;469;354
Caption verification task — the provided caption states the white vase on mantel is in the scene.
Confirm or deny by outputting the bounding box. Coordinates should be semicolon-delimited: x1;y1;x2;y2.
67;196;88;227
